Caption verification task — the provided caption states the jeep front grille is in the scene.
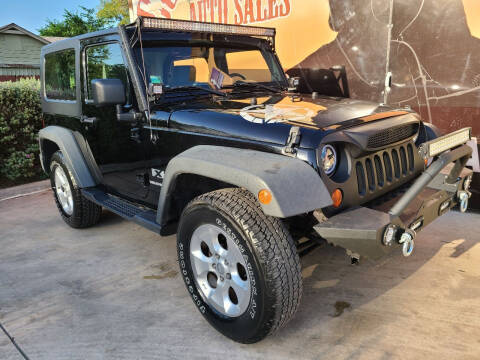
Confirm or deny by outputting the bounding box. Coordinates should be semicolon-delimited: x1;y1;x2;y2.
356;143;416;196
367;123;419;149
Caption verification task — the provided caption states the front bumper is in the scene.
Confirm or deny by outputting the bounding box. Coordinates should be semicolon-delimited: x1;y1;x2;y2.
314;138;473;260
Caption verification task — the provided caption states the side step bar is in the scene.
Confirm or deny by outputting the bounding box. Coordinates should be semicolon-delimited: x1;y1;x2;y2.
81;187;161;234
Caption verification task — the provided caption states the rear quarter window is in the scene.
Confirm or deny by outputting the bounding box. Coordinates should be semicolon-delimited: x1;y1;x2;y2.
44;49;76;101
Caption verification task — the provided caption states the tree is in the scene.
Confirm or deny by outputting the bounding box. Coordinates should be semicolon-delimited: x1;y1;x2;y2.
38;6;112;37
97;0;130;25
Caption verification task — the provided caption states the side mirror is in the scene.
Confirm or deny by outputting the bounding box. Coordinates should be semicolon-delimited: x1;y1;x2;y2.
91;79;126;107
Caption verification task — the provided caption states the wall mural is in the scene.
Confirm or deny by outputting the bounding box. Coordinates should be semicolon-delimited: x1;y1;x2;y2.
298;0;480;142
390;0;480;140
129;0;480;145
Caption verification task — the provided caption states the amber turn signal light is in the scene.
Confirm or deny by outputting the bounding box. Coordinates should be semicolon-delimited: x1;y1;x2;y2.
331;189;343;208
258;189;272;205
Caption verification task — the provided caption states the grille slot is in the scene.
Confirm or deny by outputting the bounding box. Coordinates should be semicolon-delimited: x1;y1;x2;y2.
392;149;400;179
407;144;414;171
383;152;393;182
365;159;375;191
367;123;419;148
356;144;418;196
356;162;366;196
374;155;384;187
399;146;407;175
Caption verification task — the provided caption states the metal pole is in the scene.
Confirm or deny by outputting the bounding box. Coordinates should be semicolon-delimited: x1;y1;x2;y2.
383;0;394;104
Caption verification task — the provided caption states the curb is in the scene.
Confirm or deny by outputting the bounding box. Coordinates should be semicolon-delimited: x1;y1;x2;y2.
0;179;51;202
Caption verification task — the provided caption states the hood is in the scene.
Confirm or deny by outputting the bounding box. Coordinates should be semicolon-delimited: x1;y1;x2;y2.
153;93;414;149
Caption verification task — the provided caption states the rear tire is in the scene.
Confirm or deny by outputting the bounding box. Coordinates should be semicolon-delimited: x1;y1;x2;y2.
177;188;302;343
50;151;101;228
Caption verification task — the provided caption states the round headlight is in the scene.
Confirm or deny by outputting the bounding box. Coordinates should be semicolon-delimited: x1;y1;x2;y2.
321;145;337;175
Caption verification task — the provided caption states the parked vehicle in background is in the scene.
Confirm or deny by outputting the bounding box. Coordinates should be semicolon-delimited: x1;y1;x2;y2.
38;18;473;343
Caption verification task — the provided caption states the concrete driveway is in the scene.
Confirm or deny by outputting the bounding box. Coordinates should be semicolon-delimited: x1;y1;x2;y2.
1;188;480;359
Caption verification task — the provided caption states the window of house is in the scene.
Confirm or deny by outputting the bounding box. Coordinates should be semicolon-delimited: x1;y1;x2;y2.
85;43;130;102
44;49;76;101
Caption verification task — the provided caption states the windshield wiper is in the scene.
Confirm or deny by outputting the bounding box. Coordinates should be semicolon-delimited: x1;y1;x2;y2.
165;85;227;97
231;81;284;94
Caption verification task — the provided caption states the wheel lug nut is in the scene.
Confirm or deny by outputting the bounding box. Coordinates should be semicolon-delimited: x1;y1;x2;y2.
215;254;220;259
220;276;224;281
224;260;229;266
226;273;231;280
212;263;216;269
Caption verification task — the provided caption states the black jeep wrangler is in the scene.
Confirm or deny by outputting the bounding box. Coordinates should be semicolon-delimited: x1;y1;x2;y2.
39;17;473;343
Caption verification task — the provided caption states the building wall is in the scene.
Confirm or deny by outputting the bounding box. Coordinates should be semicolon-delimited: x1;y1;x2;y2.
0;32;44;80
0;74;40;82
0;33;44;65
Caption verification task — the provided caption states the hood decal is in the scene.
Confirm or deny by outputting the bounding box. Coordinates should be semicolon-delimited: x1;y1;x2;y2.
239;97;327;129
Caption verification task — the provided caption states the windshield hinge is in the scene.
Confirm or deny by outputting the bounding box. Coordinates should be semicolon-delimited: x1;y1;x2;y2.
284;126;301;155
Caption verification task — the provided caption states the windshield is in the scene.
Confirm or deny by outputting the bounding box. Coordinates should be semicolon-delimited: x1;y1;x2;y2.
135;43;287;94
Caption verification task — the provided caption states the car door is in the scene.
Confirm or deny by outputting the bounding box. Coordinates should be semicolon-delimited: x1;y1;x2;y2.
81;40;148;203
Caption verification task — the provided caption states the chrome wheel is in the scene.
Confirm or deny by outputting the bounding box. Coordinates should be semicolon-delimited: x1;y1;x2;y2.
54;166;74;216
189;223;251;317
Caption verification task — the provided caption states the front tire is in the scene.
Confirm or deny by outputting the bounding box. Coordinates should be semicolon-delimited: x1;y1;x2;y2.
50;151;101;228
177;188;302;343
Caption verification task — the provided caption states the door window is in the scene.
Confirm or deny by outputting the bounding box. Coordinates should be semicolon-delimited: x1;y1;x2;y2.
85;43;130;103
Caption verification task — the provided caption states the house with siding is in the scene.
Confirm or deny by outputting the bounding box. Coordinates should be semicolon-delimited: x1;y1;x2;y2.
0;23;64;82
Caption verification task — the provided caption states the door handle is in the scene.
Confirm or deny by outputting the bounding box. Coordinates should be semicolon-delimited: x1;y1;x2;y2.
80;116;98;125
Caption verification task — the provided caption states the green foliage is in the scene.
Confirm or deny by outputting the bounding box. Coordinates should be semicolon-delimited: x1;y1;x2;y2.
38;6;113;37
97;0;130;25
0;78;44;181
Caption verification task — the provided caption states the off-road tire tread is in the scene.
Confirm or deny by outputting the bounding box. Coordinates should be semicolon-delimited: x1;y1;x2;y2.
186;187;302;342
50;151;101;228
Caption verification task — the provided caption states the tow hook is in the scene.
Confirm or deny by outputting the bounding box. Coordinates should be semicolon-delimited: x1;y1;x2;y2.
458;191;470;213
399;229;416;257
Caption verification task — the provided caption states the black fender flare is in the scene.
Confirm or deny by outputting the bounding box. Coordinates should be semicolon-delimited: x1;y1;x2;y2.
157;145;332;225
38;126;101;188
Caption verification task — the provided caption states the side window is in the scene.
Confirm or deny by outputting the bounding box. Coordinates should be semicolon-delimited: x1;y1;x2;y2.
45;49;76;101
85;43;130;103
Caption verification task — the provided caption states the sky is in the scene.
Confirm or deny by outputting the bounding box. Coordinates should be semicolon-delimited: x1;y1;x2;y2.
0;0;102;34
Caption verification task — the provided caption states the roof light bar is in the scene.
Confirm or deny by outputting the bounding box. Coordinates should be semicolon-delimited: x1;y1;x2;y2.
141;17;275;38
420;127;471;158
